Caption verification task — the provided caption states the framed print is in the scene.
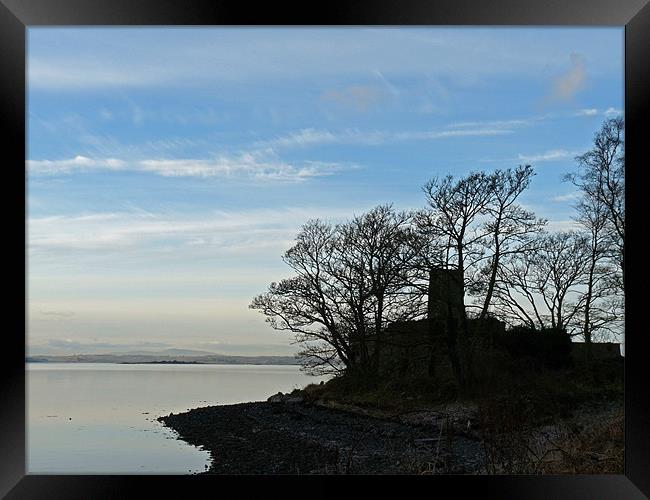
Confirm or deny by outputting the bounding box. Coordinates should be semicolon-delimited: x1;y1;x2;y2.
1;0;649;498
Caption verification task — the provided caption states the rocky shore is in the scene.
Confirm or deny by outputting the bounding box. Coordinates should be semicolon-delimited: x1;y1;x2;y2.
158;396;485;474
158;390;622;475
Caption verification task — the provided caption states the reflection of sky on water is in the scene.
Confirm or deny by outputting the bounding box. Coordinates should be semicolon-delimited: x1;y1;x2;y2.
28;363;325;473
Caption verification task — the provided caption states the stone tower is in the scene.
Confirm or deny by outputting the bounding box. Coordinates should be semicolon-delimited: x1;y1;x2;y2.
427;267;464;321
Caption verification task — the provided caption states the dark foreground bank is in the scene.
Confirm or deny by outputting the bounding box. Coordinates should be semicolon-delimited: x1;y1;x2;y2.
158;394;623;475
158;400;484;474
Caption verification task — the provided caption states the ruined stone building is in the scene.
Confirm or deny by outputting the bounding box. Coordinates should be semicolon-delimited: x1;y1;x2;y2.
377;267;504;376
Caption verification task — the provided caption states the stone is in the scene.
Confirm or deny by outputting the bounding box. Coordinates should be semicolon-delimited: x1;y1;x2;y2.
267;392;285;403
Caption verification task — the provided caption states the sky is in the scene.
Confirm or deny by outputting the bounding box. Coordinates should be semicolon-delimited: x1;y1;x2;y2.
26;27;623;356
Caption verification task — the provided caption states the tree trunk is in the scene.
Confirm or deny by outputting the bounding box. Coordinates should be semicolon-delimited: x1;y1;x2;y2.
372;295;384;374
446;302;464;388
480;219;501;319
427;270;437;377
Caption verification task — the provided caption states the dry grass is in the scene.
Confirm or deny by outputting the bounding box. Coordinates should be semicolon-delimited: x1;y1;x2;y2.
536;409;624;474
476;395;539;473
476;396;623;474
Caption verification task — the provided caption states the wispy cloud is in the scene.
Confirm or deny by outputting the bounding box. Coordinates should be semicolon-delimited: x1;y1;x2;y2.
604;107;622;117
28;153;349;182
259;114;547;150
28;207;362;255
573;107;622;118
257;129;350;148
136;156;344;181
547;53;587;102
545;220;581;232
28;156;126;174
551;192;581;202
260;126;513;150
394;128;512;141
28;29;622;91
480;149;579;165
574;108;599;117
28;59;165;89
516;149;575;163
446;118;536;129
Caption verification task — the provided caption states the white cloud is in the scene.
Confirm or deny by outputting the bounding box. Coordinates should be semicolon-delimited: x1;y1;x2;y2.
28;207;362;255
396;128;512;141
446;118;533;129
604;107;622;117
260;115;548;150
545;220;581;232
574;108;599;117
260;126;512;150
517;149;574;163
573;107;622;118
481;148;578;165
552;192;581;202
28;153;348;182
259;129;345;148
28;155;125;174
28;59;164;89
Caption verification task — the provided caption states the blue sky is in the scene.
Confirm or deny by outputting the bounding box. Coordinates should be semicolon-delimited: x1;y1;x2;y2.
26;27;623;355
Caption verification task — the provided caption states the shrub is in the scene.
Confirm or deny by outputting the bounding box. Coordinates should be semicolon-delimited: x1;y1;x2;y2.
493;326;573;370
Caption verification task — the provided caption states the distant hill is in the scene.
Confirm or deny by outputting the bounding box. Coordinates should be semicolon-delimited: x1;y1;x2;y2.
26;353;299;365
108;348;223;357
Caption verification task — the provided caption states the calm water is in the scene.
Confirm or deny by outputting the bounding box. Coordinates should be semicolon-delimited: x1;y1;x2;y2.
27;363;325;474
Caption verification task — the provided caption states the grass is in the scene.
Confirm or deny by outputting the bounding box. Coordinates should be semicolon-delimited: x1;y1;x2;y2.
536;409;624;474
299;371;461;416
299;354;622;419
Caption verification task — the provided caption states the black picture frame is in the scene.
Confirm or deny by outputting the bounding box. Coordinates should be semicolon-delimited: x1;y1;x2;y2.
1;1;648;497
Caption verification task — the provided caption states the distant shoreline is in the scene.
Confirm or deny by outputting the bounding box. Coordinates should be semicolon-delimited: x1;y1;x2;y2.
25;353;299;366
119;360;201;365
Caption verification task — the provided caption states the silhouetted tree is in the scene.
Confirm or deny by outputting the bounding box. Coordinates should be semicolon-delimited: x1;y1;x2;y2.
564;117;625;348
570;193;621;344
416;171;494;386
477;165;547;319
250;206;424;376
250;219;349;375
333;206;426;371
565;117;624;293
491;231;589;334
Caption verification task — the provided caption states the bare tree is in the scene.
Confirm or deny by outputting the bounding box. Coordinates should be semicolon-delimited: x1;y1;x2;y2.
334;205;426;370
250;219;352;375
562;117;625;350
416;171;495;386
250;206;424;376
570;194;621;344
491;231;590;335
477;165;547;319
533;231;590;333
565;117;624;292
490;247;548;330
420;172;495;294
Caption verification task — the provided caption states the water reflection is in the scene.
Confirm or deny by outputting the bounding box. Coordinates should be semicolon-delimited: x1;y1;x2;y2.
28;363;324;473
